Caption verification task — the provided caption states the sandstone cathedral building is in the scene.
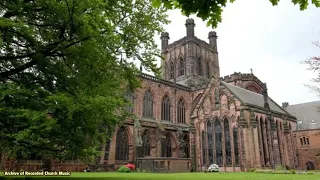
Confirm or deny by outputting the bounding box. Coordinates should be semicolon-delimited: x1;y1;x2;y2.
3;19;299;172
98;18;298;172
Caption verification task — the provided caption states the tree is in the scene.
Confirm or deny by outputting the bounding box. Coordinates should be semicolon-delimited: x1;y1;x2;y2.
152;0;320;28
0;0;168;166
301;41;320;94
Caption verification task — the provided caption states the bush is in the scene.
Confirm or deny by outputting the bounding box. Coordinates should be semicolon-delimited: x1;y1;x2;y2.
275;165;285;171
289;169;296;174
125;163;135;171
249;168;256;172
117;165;131;173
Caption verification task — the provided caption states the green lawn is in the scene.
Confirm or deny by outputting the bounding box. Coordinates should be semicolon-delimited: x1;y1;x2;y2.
1;172;320;180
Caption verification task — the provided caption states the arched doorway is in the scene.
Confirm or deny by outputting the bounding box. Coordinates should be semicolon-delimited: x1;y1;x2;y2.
306;161;315;170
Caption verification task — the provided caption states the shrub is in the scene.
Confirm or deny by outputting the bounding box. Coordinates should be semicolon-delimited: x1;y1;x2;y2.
125;164;135;171
249;168;256;172
117;165;131;173
289;169;296;174
275;165;285;171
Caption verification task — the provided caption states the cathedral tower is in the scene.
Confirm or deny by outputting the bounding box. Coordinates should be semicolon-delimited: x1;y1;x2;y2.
160;18;220;87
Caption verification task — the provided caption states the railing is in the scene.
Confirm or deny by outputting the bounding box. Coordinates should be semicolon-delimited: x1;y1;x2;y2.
136;157;191;173
16;160;43;165
88;164;115;172
138;73;191;91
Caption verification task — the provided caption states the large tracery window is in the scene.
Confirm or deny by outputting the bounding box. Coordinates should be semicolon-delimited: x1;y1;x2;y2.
124;91;134;113
207;120;214;164
143;90;153;119
115;127;129;160
180;58;185;76
161;95;171;121
224;119;232;166
177;99;186;124
141;131;151;157
161;134;172;157
198;58;203;76
170;61;175;79
202;130;207;164
233;126;240;165
215;119;223;166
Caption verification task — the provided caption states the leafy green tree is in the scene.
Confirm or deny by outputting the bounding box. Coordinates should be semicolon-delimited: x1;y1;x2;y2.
152;0;320;28
0;0;168;166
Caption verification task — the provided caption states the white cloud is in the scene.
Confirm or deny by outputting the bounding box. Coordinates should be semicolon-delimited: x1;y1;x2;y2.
152;0;320;105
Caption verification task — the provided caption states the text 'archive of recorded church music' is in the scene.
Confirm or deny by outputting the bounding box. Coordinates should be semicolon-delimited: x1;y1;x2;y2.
4;171;71;176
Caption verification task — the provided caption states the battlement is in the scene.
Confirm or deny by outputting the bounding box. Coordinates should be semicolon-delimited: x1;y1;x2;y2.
220;72;264;87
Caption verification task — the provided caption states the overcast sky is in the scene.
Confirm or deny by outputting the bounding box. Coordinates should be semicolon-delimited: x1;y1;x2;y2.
150;0;320;106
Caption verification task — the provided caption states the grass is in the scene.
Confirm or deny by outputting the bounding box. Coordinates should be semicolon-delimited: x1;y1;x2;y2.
0;172;320;180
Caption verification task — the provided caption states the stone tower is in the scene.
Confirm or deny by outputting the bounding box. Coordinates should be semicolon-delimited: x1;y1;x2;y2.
160;18;220;87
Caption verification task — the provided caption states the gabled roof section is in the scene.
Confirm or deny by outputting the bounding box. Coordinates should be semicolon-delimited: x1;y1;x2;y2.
221;81;289;115
286;101;320;129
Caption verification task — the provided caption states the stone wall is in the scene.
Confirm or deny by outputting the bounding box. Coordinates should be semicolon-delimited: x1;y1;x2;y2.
294;128;320;170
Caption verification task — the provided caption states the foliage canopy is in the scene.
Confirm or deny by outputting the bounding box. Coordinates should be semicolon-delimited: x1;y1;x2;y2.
152;0;320;28
0;0;168;162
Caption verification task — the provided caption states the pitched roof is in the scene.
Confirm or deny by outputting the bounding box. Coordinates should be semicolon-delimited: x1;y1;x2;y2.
286;101;320;130
221;81;289;115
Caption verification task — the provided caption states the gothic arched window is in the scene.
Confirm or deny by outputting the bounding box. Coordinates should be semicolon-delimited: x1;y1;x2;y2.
207;120;214;164
104;140;111;160
124;91;134;113
115;127;129;160
177;99;186;124
215;119;222;166
141;131;150;157
180;58;185;76
224;118;232;166
170;61;175;79
161;134;172;157
143;90;153;118
233;126;240;165
198;58;203;76
202;130;207;164
161;95;171;121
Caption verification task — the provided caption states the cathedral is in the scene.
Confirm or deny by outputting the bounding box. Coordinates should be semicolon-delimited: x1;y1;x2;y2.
2;18;299;172
98;18;298;172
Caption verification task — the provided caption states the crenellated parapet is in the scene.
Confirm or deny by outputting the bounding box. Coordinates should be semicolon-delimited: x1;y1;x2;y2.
220;72;265;94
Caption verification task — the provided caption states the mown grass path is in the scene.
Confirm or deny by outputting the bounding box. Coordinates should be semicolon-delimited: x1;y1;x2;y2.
1;172;320;180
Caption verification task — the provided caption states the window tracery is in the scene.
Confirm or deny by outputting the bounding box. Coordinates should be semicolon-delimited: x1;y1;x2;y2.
161;95;171;121
143;90;153;118
115;127;129;160
233;126;240;165
207;120;214;164
177;99;186;124
224;118;232;166
215;119;223;166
